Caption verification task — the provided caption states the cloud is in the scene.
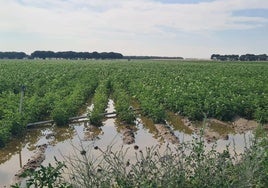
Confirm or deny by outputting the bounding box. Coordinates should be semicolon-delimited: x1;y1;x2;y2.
0;0;267;57
2;0;267;33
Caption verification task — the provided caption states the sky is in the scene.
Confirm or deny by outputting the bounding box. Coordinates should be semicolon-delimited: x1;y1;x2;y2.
0;0;267;58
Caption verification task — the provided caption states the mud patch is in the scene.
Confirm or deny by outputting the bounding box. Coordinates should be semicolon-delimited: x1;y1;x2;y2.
203;128;229;143
180;117;265;143
232;117;259;134
120;126;136;145
116;123;137;145
204;119;233;142
155;124;179;145
84;125;102;141
180;118;240;143
14;144;47;184
45;132;56;140
167;112;193;135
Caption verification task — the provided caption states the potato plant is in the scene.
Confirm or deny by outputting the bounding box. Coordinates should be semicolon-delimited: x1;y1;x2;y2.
88;80;110;126
0;60;267;146
111;81;135;124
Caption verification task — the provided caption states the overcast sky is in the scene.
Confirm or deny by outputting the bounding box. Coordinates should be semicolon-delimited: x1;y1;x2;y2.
0;0;267;58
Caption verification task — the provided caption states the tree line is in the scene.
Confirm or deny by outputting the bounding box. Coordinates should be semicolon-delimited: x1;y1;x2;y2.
123;56;183;60
0;51;123;60
211;54;268;61
0;52;28;59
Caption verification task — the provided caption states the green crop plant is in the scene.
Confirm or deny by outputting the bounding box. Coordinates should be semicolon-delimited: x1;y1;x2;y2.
88;80;110;126
111;81;135;124
0;60;267;146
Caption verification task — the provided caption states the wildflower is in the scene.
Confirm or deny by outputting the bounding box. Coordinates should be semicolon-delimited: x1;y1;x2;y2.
80;150;86;155
134;145;139;150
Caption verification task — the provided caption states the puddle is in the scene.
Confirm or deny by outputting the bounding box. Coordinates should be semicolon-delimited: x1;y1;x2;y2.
139;116;160;140
0;100;256;186
167;111;193;135
213;131;254;154
209;122;235;135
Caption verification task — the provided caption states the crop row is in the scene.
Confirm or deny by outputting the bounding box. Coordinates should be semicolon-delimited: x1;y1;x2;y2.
0;60;267;146
88;80;110;126
0;61;100;146
111;80;135;124
123;61;268;122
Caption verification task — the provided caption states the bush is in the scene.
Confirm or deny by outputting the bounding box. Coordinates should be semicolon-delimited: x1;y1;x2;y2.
64;126;268;187
13;126;266;187
12;158;72;188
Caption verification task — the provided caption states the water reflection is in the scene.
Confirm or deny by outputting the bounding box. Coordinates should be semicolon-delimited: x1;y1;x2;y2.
139;116;159;140
0;100;258;187
83;124;103;141
209;121;235;135
0;128;43;165
0;123;76;186
167;111;193;135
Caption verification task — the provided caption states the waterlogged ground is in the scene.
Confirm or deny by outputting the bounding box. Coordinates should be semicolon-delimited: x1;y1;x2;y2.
0;100;256;186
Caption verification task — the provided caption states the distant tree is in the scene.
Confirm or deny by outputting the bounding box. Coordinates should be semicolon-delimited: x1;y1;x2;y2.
1;50;123;60
257;54;267;61
92;51;100;59
211;54;220;60
0;52;28;59
229;55;239;61
111;52;123;59
31;51;50;59
211;54;239;61
239;54;257;61
211;53;267;61
123;56;183;60
101;52;123;59
239;55;246;61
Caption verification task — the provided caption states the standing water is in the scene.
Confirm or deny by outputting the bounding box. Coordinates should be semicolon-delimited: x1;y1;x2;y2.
0;99;255;186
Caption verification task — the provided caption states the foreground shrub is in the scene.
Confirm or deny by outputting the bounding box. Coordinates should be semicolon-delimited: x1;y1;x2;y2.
65;127;268;187
12;126;267;187
12;158;72;188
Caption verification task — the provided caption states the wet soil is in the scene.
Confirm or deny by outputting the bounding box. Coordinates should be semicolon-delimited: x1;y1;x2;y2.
154;124;179;145
14;144;47;184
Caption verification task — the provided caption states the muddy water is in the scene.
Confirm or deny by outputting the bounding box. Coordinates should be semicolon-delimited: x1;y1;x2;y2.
0;99;254;186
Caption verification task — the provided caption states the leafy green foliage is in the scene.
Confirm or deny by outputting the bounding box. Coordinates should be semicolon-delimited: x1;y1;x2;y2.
0;122;11;147
52;107;70;126
12;158;72;188
0;60;267;146
111;81;135;124
0;60;98;146
66;127;268;187
88;80;110;126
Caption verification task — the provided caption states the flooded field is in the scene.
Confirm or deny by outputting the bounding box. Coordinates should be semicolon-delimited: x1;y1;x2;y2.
0;100;255;186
